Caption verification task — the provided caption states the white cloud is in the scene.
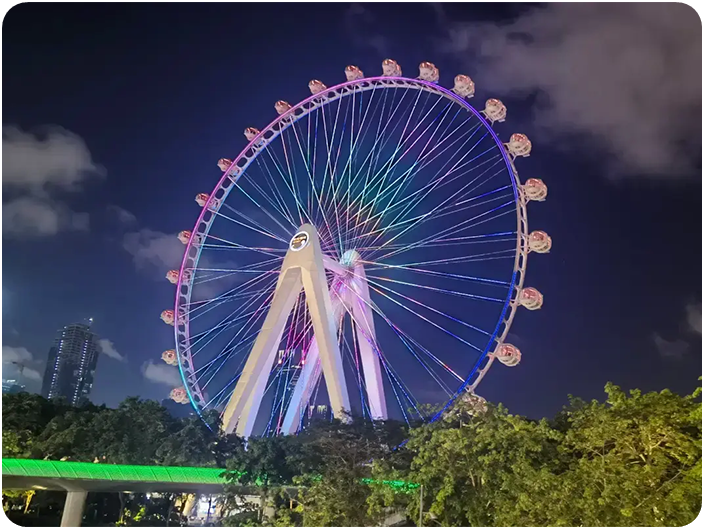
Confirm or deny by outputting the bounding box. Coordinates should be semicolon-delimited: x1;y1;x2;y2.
2;346;43;382
97;339;126;362
437;3;701;178
653;333;689;360
107;205;137;227
141;360;182;387
2;125;104;192
122;227;241;299
123;229;185;273
686;302;702;334
3;196;89;237
2;125;100;238
2;345;33;364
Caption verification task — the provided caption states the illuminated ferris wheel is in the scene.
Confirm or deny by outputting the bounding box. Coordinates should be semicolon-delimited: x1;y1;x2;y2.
159;59;550;437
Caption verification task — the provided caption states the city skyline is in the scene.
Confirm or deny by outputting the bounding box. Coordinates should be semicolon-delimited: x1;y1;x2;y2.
2;3;701;420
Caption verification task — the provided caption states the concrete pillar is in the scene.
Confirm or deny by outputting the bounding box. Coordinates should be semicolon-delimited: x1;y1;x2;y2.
61;491;87;527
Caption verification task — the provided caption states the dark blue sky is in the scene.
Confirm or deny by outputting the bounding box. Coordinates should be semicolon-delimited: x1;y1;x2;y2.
2;3;701;419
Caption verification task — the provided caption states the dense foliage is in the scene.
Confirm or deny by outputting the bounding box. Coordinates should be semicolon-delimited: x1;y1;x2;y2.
2;381;701;526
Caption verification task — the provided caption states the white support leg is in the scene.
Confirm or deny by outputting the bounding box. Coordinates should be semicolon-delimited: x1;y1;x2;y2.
299;262;351;422
222;267;302;435
280;290;346;435
61;490;87;527
349;261;387;420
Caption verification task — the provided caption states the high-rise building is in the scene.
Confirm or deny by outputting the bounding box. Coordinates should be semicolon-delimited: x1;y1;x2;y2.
41;320;99;406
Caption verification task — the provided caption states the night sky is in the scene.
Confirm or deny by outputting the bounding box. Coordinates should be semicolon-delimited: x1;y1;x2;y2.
2;3;701;421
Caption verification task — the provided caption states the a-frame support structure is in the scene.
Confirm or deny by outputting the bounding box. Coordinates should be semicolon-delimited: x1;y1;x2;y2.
221;225;350;436
221;224;387;437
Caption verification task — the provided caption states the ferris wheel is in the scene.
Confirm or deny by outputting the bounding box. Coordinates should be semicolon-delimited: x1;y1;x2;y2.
159;59;550;437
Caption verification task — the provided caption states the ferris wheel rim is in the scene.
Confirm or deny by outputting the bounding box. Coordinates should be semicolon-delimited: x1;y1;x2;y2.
173;74;530;421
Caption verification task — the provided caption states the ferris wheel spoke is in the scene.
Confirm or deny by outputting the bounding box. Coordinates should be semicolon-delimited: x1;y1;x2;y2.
367;185;514;245
280;122;311;229
353;94;454;215
350;89;437;236
186;273;278;320
194;301;271;380
373;156;505;233
196;332;257;391
202;233;286;259
346;286;458;395
260;143;310;227
367;273;505;303
205;372;242;410
350;97;474;229
381;248;516;269
210;208;288;243
363;278;490;352
361;135;498;253
225;183;296;239
372;199;515;263
359;133;497;253
341;298;422;422
185;267;274;312
353;145;500;239
340;85;391;253
186;304;266;363
186;280;275;356
186;282;275;320
353;87;391;236
361;261;511;286
287;113;339;251
348;102;460;247
250;157;299;228
335;86;414;224
192;293;276;389
318;94;348;254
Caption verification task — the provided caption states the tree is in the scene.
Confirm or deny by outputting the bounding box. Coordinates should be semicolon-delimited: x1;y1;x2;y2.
223;434;298;524
1;392;73;458
292;416;407;526
391;382;702;527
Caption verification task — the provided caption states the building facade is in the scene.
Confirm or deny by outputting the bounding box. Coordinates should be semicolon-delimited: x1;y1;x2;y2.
41;321;99;406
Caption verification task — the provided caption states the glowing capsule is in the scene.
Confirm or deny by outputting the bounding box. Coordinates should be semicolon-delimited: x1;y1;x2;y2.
495;343;521;367
528;231;552;253
453;74;475;98
161;349;178;366
382;58;402;76
506;133;532;158
518;287;543;310
217;158;233;172
275;100;292;115
170;387;189;404
523;178;548;202
345;65;364;81
195;193;209;207
418;62;439;82
166;270;179;284
244;127;260;141
308;79;327;95
177;231;191;245
482;98;506;124
160;310;175;326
